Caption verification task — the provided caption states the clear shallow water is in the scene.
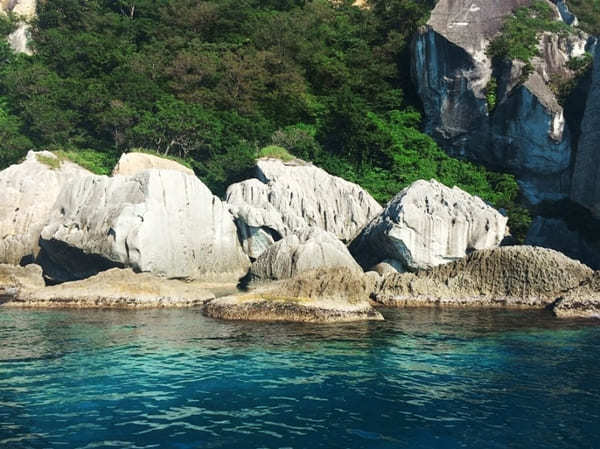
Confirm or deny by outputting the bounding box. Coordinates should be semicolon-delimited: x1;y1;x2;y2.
1;308;599;449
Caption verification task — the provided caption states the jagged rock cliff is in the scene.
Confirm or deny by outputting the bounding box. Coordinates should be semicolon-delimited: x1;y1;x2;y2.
412;0;589;204
350;179;507;271
570;44;600;219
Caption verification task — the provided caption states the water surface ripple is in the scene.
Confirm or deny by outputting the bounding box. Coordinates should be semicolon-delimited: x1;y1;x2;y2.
1;308;599;449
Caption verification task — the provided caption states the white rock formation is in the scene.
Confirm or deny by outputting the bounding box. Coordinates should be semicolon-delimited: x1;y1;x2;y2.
1;0;36;54
40;169;249;282
250;227;362;281
112;152;195;176
0;151;90;265
226;158;382;258
350;180;508;271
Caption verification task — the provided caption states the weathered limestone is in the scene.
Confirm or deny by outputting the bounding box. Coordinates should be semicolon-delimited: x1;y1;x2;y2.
570;44;600;219
249;227;362;282
552;272;600;318
204;267;383;323
6;268;216;308
39;169;249;282
0;263;44;301
112;152;195;177
374;246;593;308
1;0;36;54
350;180;507;271
412;0;588;204
0;151;90;265
226;158;382;258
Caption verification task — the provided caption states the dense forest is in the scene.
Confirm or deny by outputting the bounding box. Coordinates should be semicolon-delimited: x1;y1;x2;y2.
4;0;594;239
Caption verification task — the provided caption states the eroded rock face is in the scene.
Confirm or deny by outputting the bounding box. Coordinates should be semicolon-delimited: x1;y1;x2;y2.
571;44;600;219
413;0;588;204
350;180;507;271
375;246;593;308
0;151;90;265
0;263;44;301
552;272;600;318
39;169;249;282
204;267;383;323
1;0;36;54
112;152;195;177
9;268;216;308
249;227;362;282
226;158;382;258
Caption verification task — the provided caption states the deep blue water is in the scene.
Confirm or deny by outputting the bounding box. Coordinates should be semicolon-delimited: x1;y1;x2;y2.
1;308;599;449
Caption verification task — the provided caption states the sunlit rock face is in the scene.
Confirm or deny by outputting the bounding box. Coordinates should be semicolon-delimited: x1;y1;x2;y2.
350;179;507;271
1;0;36;55
412;0;589;204
570;44;600;220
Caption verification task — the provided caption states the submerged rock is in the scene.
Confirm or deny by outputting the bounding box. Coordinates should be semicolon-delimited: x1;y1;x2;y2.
0;263;45;301
0;151;90;265
204;267;383;323
112;152;195;177
226;158;382;258
374;246;593;308
350;180;507;271
39;169;249;282
249;227;362;282
9;268;216;308
552;272;600;318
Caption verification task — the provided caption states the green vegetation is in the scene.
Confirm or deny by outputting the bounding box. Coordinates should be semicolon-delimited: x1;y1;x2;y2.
485;77;498;112
0;0;531;239
551;52;594;105
487;1;570;77
569;0;600;35
258;145;295;162
35;153;61;169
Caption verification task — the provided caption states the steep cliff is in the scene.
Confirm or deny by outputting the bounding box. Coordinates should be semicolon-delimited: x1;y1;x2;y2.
412;0;590;204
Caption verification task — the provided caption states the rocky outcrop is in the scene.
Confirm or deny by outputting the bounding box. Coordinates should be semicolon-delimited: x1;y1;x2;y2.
0;263;44;301
0;151;90;265
350;180;507;271
6;268;216;308
412;0;588;204
570;44;600;219
525;216;600;269
112;152;195;177
249;227;362;282
1;0;36;54
39;169;249;282
552;272;600;318
226;158;382;258
204;267;383;322
374;246;593;308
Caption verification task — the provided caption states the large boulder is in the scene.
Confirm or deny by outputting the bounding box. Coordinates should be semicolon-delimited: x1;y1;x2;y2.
39;169;249;282
0;263;44;301
249;227;362;282
375;246;593;308
226;158;382;258
204;267;383;323
0;151;90;265
570;44;600;219
412;0;589;204
8;268;217;308
350;179;507;271
112;152;195;177
552;272;600;318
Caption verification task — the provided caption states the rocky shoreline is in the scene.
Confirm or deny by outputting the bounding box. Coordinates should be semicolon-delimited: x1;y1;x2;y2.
1;151;599;321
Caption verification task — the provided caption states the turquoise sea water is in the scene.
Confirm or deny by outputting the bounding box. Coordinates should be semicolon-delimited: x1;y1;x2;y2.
1;308;599;449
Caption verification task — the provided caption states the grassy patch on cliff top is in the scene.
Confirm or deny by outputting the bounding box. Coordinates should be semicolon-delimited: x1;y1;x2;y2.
257;145;295;162
55;150;118;175
130;148;194;170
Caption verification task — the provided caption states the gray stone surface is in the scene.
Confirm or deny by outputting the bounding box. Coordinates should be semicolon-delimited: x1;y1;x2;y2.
40;169;249;282
571;44;600;219
250;227;362;281
0;263;44;301
226;158;382;258
0;151;90;265
112;152;195;177
350;180;507;271
413;0;588;204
